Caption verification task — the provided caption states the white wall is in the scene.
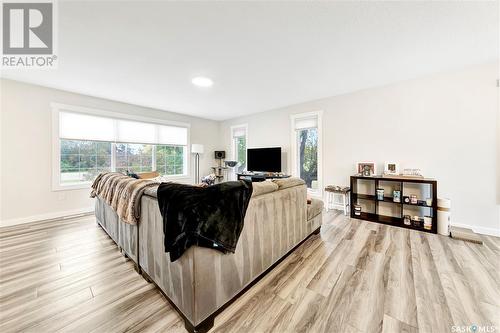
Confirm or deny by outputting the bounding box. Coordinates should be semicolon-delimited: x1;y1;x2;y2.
0;79;221;226
220;63;499;236
497;61;500;228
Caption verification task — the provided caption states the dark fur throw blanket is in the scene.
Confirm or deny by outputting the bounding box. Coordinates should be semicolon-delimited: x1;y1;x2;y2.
157;181;253;262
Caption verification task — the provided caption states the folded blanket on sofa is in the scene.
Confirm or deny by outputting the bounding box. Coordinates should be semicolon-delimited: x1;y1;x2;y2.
157;181;253;262
91;172;159;224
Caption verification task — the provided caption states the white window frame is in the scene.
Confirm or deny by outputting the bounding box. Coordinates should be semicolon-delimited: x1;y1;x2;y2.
51;103;191;191
230;123;248;165
290;111;323;198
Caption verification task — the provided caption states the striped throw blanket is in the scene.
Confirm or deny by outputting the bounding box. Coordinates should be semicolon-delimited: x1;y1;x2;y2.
91;172;159;224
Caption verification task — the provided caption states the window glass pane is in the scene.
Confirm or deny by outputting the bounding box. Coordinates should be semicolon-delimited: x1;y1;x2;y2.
60;140;79;154
155;145;185;176
235;136;246;173
97;155;111;168
96;141;111;155
297;128;318;189
60;139;112;185
114;143;153;173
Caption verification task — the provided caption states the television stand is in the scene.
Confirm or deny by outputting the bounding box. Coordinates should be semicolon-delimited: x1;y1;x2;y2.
237;172;291;182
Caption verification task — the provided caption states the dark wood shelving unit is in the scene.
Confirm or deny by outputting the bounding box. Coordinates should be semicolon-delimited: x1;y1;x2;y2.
350;175;438;234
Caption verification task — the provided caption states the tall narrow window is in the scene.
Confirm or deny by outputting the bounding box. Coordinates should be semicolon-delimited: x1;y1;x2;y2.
297;127;318;188
231;125;247;173
291;112;322;195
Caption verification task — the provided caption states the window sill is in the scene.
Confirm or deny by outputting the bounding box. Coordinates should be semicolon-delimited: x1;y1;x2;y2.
52;174;192;192
158;174;192;182
52;182;92;192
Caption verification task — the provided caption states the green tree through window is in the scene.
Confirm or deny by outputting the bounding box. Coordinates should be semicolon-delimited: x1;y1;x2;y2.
298;128;318;188
60;140;111;184
235;136;246;172
60;139;185;184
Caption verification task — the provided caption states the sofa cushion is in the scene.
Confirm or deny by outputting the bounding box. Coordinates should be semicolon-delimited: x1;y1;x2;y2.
252;181;279;197
272;177;305;190
307;198;324;220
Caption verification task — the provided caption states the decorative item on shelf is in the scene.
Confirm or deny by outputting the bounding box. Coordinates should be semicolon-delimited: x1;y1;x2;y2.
402;168;424;179
393;190;401;203
376;188;384;201
412;216;423;228
403;196;410;204
424;216;432;230
354;204;362;216
356;162;376;177
404;215;412;226
383;162;400;176
191;144;204;183
426;198;433;206
410;195;418;204
417;200;426;206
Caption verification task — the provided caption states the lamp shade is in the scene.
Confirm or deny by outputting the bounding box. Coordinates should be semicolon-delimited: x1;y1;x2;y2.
191;144;204;154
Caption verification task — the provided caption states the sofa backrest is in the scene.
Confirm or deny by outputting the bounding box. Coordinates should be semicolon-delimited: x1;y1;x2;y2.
143;177;306;199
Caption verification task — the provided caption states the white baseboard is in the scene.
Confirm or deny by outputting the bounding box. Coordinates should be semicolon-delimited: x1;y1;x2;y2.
0;207;94;228
451;223;500;237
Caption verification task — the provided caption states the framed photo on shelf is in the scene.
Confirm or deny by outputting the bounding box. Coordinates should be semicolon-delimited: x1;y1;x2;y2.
384;162;399;175
356;162;376;177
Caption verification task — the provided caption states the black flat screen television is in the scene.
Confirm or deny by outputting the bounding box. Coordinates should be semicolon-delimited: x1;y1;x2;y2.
247;147;281;172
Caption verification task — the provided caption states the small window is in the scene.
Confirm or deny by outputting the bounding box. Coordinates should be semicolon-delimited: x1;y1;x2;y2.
231;125;247;173
297;127;318;188
291;111;322;195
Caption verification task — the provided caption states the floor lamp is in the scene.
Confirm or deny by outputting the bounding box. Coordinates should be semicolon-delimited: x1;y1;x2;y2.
191;144;204;183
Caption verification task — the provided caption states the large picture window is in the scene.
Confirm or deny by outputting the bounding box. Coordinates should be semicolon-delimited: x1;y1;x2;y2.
291;111;323;195
53;104;189;189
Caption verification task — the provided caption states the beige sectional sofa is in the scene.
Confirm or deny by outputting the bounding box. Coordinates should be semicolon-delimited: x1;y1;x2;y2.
94;178;323;332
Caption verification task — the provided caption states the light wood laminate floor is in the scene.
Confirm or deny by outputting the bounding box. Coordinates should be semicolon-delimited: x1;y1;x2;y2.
0;211;499;333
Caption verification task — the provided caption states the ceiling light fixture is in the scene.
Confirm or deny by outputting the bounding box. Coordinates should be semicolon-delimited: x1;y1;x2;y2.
191;76;214;87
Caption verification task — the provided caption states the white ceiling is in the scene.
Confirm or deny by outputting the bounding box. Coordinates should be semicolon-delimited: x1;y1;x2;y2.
1;1;498;120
